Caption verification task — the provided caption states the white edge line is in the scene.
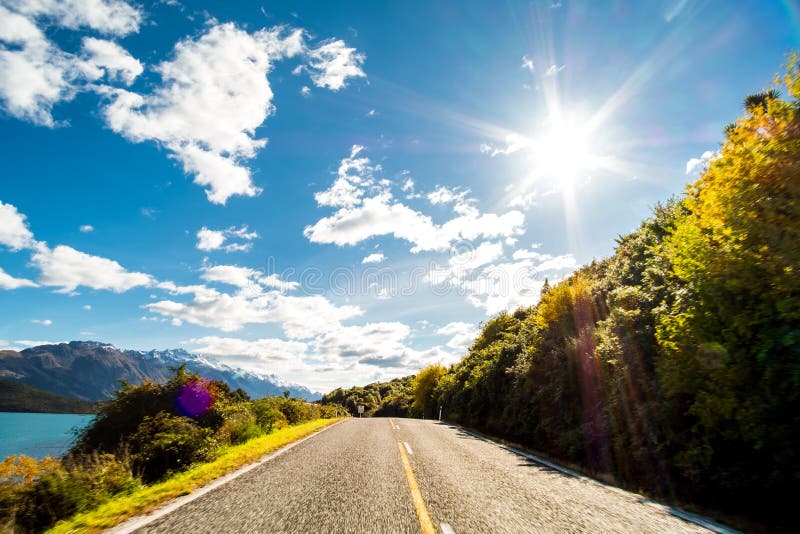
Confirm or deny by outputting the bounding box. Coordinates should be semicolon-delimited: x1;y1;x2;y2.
452;425;739;534
440;522;455;534
403;441;413;455
107;420;344;534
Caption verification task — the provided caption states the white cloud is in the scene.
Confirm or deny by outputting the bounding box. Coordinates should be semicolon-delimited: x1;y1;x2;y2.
427;185;470;207
188;335;307;363
305;39;366;91
0;200;35;250
306;193;525;253
79;224;94;233
480;132;530;157
0;267;38;289
521;55;534;71
436;321;478;351
80;37;143;85
314;145;378;208
196;225;258;252
99;24;365;205
99;24;303;205
31;243;154;293
201;265;259;289
259;273;299;292
685;149;718;177
3;0;143;36
300;85;311;96
429;246;576;315
361;252;385;264
306;150;526;253
543;64;565;77
0;1;142;126
0;6;76;126
31;318;52;326
147;285;362;336
83;304;92;310
313;322;411;363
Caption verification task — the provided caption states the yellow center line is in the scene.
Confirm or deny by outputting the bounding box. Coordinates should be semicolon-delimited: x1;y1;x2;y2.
388;418;398;430
397;441;435;534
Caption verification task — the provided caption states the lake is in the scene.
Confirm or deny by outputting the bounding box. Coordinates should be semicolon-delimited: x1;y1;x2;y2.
0;412;95;460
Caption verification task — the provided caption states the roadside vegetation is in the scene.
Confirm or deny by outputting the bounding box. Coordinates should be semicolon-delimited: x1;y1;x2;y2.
324;57;800;531
0;367;345;533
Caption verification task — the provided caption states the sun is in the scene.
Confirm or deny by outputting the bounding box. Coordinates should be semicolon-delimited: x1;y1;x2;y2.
529;117;597;188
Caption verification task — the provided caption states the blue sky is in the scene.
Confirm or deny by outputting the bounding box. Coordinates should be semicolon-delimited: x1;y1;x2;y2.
0;0;797;391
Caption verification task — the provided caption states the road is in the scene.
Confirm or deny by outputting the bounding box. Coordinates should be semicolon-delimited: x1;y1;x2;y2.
128;418;711;533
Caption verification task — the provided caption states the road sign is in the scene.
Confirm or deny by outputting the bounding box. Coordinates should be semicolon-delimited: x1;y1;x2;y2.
357;405;365;417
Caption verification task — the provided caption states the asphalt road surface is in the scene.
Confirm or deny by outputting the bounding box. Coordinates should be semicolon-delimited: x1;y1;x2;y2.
130;418;711;533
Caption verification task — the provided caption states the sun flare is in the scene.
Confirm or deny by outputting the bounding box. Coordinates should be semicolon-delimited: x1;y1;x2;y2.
530;118;598;188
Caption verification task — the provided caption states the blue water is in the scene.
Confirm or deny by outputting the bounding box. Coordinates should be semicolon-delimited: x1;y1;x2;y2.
0;412;95;459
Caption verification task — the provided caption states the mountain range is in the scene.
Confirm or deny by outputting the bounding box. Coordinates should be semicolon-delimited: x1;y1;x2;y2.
0;341;320;402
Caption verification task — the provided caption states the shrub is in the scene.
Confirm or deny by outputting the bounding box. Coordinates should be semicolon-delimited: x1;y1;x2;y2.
130;412;216;483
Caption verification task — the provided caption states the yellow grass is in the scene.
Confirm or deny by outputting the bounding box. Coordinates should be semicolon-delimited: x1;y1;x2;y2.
48;418;342;534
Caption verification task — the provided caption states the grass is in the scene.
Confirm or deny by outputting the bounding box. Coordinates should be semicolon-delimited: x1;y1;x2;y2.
48;418;342;534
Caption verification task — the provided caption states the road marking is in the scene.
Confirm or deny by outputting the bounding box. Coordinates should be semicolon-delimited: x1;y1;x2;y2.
107;420;344;534
403;441;414;455
388;418;398;430
397;441;435;534
440;522;455;534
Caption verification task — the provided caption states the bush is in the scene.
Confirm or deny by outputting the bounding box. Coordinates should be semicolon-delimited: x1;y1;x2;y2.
217;407;263;446
1;454;137;533
130;412;216;483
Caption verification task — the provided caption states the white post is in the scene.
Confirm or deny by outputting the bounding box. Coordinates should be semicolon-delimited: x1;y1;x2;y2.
438;405;442;421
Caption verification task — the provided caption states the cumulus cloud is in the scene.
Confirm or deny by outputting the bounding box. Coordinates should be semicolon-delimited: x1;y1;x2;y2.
429;245;577;314
361;252;385;264
187;336;307;363
99;24;300;204
0;6;76;126
314;145;379;208
31;243;154;293
0;268;37;289
313;322;410;361
0;199;155;294
436;321;478;351
0;1;142;126
31;318;52;326
685;149;718;177
480;133;530;157
196;225;258;252
79;37;143;85
0;200;35;250
99;24;365;205
3;0;143;36
79;224;94;233
306;148;525;253
147;285;362;336
305;39;366;91
521;55;535;71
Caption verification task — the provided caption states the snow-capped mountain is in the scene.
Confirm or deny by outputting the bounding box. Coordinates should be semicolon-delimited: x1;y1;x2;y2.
0;341;320;402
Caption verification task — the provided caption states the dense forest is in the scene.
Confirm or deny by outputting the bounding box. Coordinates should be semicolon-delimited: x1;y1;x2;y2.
324;58;800;530
0;381;95;414
0;367;345;532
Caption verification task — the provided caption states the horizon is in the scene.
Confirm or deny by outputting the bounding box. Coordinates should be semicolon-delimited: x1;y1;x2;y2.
1;0;798;391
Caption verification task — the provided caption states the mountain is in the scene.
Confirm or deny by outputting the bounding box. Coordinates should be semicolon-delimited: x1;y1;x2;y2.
0;341;320;402
0;379;96;413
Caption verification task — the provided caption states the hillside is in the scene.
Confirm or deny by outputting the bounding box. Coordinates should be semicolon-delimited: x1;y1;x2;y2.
0;341;320;402
0;380;96;413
